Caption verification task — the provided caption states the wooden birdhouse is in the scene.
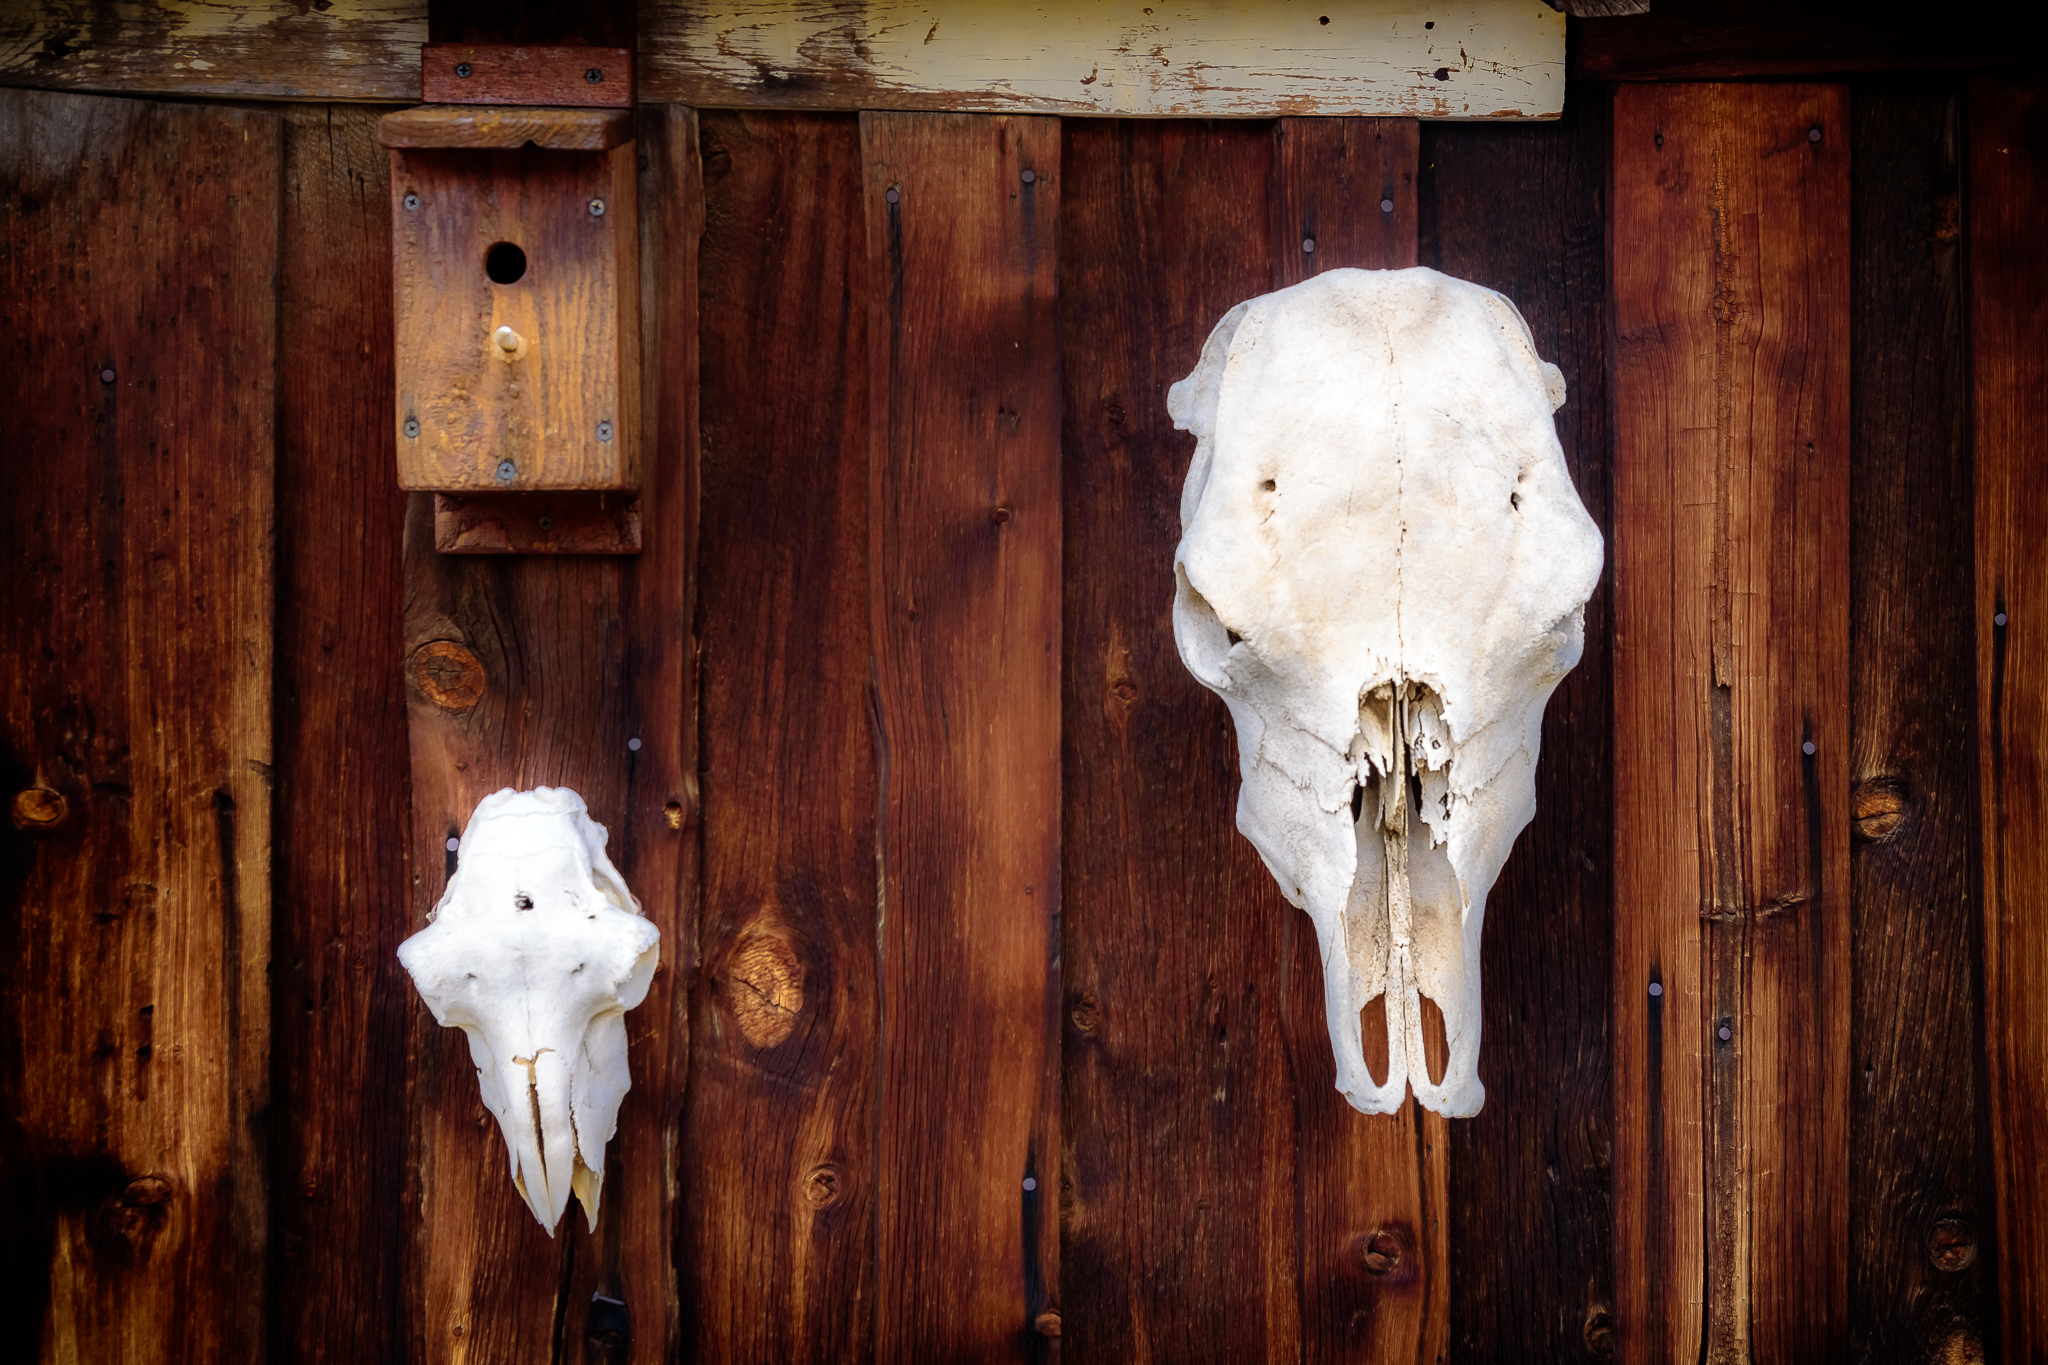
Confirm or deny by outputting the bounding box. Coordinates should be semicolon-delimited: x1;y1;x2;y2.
379;99;640;495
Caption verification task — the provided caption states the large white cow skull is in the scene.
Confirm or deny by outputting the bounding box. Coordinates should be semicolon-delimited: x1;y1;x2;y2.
1170;267;1602;1118
398;787;659;1233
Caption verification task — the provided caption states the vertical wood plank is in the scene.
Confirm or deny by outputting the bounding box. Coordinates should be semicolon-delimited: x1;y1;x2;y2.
1610;83;1712;1364
682;108;878;1363
1969;74;2048;1365
1730;83;1851;1365
1059;118;1300;1365
1269;115;1446;1365
401;106;698;1365
1419;88;1617;1363
1846;83;1989;1364
0;88;276;1363
863;111;1063;1362
1610;82;1850;1363
271;103;412;1365
1271;117;1418;289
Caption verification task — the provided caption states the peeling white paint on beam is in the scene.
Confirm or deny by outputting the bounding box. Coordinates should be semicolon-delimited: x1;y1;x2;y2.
641;0;1565;118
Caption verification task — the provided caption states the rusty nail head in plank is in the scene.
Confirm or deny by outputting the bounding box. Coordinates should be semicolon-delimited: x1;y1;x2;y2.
1809;126;1823;142
1996;611;2009;626
1303;236;1316;253
1021;168;1036;184
1648;980;1663;997
886;186;900;204
1718;1023;1733;1041
627;737;641;751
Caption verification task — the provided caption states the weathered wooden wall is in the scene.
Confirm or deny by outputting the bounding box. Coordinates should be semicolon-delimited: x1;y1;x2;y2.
1970;73;2048;1365
4;68;2044;1365
1611;81;1854;1361
1847;82;1988;1363
1;87;276;1362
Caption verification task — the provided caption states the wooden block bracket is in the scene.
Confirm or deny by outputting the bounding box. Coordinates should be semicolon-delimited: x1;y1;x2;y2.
434;491;641;554
421;43;634;108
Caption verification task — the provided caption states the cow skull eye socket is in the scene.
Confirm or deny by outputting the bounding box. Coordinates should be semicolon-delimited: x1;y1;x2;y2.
1168;267;1602;1119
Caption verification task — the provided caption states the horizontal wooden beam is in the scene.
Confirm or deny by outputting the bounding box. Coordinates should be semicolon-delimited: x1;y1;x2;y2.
645;0;1561;117
0;0;426;102
3;0;1563;117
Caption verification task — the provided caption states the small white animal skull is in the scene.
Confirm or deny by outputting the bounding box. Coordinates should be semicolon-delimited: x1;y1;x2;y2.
1169;267;1601;1118
398;787;659;1233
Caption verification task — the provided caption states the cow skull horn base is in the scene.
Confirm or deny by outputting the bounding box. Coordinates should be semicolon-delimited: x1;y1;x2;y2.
1169;267;1603;1119
398;786;660;1234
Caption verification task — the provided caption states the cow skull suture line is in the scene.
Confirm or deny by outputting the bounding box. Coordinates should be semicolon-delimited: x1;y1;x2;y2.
398;786;659;1234
1169;267;1603;1119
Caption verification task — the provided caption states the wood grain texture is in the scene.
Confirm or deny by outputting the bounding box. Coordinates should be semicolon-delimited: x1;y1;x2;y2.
1845;83;1989;1365
1271;117;1417;289
0;88;275;1363
0;0;424;100
1970;74;2048;1365
1575;0;2048;81
1270;115;1451;1365
421;45;633;107
270;102;413;1365
400;103;698;1365
642;0;1563;118
1418;88;1616;1363
379;106;633;151
434;492;642;554
863;111;1063;1363
1058;118;1300;1365
1610;82;1851;1363
391;139;640;490
682;108;878;1364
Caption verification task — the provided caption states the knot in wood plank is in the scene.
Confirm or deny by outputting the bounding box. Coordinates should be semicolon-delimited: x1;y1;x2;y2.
1852;777;1910;843
408;640;488;712
727;924;804;1048
11;786;68;829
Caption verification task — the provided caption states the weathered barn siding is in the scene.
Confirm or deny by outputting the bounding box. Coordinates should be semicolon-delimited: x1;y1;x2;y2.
3;64;2040;1365
1;87;276;1362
